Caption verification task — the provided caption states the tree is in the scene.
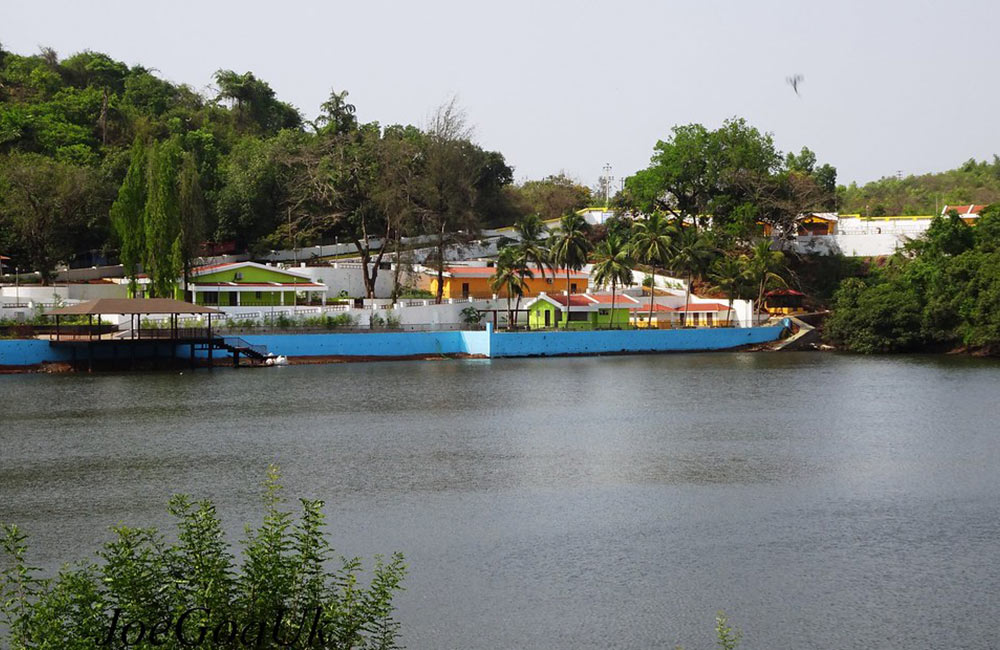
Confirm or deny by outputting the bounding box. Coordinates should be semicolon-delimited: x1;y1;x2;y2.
313;88;357;135
0;153;108;284
143;139;184;297
590;232;634;328
623;119;781;239
418;100;481;304
213;70;301;135
709;255;748;326
507;173;591;222
490;247;531;329
175;151;206;299
549;212;592;327
629;212;676;326
513;213;552;278
743;239;787;318
669;226;717;318
109;138;148;293
0;466;406;649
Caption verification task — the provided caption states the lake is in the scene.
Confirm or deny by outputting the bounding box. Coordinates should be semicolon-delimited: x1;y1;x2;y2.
2;352;999;648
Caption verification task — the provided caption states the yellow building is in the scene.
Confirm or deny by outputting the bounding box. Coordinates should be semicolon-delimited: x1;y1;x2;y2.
427;265;590;300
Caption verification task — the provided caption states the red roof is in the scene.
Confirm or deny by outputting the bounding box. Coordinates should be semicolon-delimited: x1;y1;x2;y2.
766;289;805;297
942;204;987;216
443;265;589;279
673;303;732;312
546;294;599;307
584;293;640;306
191;261;243;274
629;301;676;312
193;282;326;288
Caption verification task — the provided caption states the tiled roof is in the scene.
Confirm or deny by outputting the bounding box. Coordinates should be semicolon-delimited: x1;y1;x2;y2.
545;294;599;307
673;303;732;312
442;266;589;279
584;294;641;306
942;204;987;216
192;282;326;289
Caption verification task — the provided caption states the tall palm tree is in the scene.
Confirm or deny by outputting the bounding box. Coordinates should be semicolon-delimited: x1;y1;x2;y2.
670;227;717;325
708;255;748;327
591;233;634;329
491;248;531;329
630;213;676;328
744;239;787;322
514;213;552;277
549;212;592;328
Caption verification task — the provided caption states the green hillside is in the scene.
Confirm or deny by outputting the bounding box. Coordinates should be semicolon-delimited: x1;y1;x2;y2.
838;157;1000;216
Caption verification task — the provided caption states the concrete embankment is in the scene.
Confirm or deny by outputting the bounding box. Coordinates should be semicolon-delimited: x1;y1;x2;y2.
0;325;785;370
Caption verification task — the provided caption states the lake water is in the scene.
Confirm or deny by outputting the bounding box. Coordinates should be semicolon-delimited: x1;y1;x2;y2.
2;352;1000;648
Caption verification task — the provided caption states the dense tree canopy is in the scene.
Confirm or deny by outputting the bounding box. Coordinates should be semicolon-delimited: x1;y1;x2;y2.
826;205;1000;353
0;45;518;283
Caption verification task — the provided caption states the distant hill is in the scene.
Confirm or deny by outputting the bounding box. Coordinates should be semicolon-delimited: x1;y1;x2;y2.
838;157;1000;216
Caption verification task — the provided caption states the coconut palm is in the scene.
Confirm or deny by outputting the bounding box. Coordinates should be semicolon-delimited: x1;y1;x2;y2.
591;233;634;329
630;212;676;328
549;212;592;327
670;227;717;325
513;213;552;277
708;255;749;327
490;247;531;329
744;239;787;321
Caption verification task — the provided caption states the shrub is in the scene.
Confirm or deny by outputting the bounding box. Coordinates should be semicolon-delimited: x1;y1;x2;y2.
0;466;406;649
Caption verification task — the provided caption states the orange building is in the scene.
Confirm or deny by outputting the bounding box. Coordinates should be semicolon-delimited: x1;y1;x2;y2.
428;265;590;300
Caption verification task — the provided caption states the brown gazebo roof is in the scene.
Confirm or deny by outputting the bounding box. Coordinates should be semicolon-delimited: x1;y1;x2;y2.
47;298;220;316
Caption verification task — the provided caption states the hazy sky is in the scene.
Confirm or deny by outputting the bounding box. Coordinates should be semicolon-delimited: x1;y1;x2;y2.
4;0;998;189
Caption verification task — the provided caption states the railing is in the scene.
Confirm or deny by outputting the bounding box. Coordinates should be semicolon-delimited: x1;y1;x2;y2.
129;328;212;340
221;337;270;358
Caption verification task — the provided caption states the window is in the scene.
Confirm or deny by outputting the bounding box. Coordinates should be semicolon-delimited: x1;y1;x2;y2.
568;311;589;321
546;278;553;285
461;283;470;298
570;283;578;293
255;291;262;300
555;311;562;322
234;272;243;280
203;292;219;305
706;313;714;326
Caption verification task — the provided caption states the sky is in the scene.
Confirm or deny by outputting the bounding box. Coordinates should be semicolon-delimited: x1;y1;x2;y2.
3;0;999;189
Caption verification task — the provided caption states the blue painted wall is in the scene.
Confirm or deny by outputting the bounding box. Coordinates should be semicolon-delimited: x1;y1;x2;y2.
239;332;475;358
0;340;71;366
489;326;784;358
0;326;783;366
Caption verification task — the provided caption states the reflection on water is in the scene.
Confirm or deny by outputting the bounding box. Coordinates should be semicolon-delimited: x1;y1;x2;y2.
2;352;1000;648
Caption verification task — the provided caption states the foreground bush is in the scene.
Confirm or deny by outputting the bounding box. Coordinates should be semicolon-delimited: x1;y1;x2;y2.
0;466;405;649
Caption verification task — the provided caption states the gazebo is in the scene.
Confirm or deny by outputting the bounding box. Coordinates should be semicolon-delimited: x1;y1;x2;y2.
47;298;220;341
46;298;224;370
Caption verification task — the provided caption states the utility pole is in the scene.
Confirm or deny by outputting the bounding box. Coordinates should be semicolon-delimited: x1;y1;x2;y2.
602;163;613;205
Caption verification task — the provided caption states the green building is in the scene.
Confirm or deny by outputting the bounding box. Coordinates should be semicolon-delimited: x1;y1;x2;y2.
171;262;328;306
525;292;636;330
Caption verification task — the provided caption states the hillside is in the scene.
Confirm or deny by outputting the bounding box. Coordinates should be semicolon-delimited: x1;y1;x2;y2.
838;157;1000;216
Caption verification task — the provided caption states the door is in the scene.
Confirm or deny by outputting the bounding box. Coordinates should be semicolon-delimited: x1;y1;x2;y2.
462;283;470;299
544;309;551;327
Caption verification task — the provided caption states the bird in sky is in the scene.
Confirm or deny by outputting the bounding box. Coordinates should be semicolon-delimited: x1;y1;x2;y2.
786;74;804;96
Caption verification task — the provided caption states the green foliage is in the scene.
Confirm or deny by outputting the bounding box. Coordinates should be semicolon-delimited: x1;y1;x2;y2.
506;173;591;223
460;305;483;326
839;157;1000;215
826;205;1000;353
715;611;742;650
0;466;405;649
